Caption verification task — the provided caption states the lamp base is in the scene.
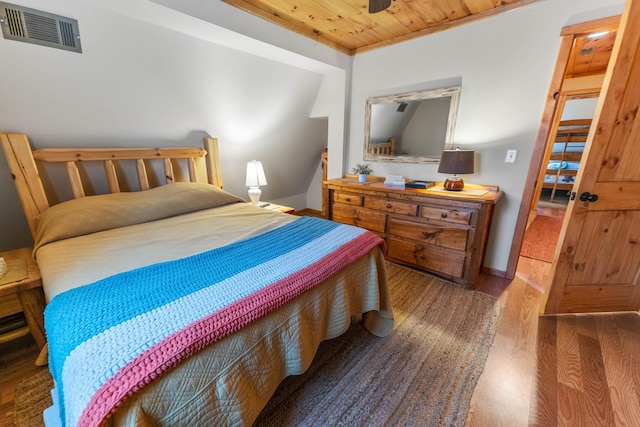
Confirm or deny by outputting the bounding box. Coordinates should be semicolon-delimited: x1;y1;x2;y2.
248;186;262;204
443;175;464;191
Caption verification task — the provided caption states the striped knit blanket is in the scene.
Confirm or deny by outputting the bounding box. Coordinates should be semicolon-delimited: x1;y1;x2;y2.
44;217;384;426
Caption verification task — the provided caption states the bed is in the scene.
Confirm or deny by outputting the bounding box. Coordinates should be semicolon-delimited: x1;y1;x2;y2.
1;133;394;427
540;119;589;203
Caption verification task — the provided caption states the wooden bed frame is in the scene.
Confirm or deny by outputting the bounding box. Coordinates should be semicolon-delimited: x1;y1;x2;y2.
368;137;395;155
1;133;223;239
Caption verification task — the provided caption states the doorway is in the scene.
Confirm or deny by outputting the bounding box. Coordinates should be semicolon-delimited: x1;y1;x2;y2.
520;96;598;264
508;16;619;275
536;99;597;210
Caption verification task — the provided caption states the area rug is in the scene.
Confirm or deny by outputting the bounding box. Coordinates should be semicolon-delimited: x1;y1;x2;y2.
15;262;500;427
13;368;52;427
520;215;563;262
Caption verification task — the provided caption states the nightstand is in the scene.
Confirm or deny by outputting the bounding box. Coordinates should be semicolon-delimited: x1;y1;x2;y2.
0;247;46;350
254;202;295;214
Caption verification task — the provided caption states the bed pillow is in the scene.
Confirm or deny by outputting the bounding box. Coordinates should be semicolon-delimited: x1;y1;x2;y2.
35;182;244;249
548;161;568;170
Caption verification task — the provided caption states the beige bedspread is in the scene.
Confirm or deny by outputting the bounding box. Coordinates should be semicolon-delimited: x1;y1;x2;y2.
36;203;296;301
36;201;393;426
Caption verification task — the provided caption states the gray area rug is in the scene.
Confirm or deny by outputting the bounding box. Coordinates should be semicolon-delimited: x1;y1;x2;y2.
15;262;500;427
255;262;501;426
13;367;52;427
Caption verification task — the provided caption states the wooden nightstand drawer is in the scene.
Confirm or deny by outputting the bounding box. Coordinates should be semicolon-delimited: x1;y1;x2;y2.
388;238;465;278
0;247;46;350
365;197;418;216
0;294;22;318
388;217;468;251
332;204;386;233
335;192;363;206
421;206;472;225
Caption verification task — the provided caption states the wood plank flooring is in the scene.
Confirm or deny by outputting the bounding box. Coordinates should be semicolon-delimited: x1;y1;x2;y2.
0;334;45;427
2;207;640;426
468;207;640;426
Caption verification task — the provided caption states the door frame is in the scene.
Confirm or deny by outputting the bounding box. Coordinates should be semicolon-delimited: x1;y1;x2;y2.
505;15;620;279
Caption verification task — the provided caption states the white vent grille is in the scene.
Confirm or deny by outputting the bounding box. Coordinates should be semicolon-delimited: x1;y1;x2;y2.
0;2;81;53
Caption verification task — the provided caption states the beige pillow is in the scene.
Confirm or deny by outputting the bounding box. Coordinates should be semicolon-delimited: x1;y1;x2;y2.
35;182;244;249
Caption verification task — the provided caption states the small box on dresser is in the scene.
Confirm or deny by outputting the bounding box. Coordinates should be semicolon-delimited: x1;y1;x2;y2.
324;177;503;287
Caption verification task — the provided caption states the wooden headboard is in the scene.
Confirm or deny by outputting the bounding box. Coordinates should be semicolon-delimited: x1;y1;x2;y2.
1;133;223;239
368;137;395;155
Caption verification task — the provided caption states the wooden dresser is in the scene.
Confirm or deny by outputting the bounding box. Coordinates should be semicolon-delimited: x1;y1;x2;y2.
324;177;503;287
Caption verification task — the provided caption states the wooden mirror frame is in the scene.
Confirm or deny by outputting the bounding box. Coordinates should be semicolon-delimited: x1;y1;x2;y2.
363;86;461;164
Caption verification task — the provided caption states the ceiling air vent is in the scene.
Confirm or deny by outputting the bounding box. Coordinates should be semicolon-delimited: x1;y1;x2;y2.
0;2;81;53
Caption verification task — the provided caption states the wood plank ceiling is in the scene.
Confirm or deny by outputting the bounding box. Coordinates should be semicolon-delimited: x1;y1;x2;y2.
221;0;539;55
565;30;617;78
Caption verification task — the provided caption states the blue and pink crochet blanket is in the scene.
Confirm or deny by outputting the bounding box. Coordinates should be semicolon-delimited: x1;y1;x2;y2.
44;216;384;426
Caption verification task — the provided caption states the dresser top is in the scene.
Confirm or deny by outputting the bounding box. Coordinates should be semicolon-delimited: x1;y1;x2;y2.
324;177;503;204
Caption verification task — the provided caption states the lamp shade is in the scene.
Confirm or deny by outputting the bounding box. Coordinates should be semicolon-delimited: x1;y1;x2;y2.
437;150;475;174
438;149;474;191
245;160;267;187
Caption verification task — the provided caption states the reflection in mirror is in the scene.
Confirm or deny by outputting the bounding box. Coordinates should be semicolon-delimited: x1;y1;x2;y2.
364;86;461;163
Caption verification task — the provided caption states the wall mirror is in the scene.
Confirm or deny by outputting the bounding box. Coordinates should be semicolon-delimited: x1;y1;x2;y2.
364;86;461;163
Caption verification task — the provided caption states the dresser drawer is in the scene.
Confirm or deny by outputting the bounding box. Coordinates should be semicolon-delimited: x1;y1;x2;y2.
334;191;363;206
387;238;465;278
388;217;468;251
332;204;386;233
421;206;472;225
365;197;418;216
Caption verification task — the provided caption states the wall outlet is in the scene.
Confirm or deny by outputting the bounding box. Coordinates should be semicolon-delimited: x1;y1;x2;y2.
505;149;517;163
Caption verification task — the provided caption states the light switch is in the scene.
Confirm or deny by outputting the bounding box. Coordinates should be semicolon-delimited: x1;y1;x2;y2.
505;149;517;163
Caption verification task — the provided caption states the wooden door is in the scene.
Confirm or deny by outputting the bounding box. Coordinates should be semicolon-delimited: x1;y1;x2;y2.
543;0;640;314
506;15;618;280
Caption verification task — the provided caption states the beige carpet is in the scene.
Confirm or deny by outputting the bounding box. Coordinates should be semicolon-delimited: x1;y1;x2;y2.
15;262;500;427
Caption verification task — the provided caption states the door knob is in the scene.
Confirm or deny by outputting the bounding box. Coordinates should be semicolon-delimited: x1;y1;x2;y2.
579;192;599;202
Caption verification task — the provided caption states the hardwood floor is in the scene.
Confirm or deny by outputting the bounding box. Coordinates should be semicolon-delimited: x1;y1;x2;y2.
469;207;640;426
0;334;46;427
2;208;639;426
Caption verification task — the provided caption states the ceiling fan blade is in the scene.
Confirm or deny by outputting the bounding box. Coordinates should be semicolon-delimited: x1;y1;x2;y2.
369;0;392;13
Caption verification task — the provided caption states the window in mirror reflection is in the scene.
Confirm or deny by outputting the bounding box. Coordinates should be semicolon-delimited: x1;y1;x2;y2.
364;86;461;163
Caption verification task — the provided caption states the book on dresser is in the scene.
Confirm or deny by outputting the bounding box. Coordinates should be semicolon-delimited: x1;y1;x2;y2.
405;180;434;189
323;178;503;288
384;175;405;188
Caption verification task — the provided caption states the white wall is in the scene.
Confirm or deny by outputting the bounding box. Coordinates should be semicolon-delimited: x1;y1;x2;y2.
151;0;350;202
0;0;348;250
402;97;450;157
348;0;624;272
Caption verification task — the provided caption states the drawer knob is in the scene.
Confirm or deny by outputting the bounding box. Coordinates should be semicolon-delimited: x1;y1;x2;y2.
386;203;392;209
345;197;351;202
441;213;448;219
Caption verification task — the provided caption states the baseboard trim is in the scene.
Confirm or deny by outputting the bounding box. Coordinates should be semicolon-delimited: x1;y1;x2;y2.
483;266;508;279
